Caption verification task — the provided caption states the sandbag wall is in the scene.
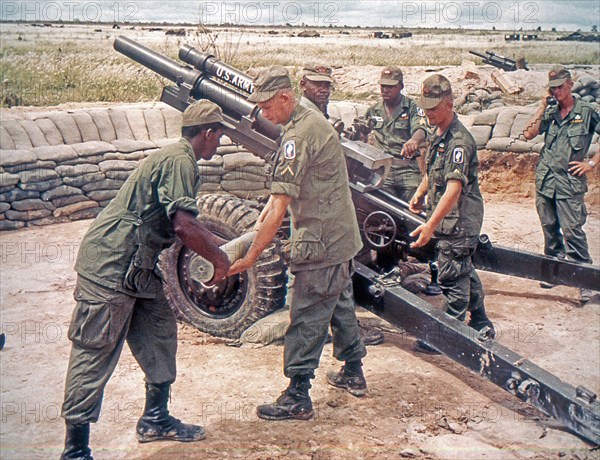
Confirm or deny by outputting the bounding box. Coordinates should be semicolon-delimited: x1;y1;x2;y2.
0;103;270;231
466;106;545;152
1;101;595;231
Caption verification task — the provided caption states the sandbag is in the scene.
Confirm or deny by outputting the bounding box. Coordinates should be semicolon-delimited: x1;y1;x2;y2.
20;120;49;148
47;112;82;145
72;112;101;143
34;118;64;146
108;109;135;140
144;109;167;140
468;125;492;148
222;152;265;170
491;109;518;138
88;110;117;143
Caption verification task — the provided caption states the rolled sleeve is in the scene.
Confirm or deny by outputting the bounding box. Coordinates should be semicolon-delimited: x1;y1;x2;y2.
271;181;300;199
445;169;468;187
157;156;200;219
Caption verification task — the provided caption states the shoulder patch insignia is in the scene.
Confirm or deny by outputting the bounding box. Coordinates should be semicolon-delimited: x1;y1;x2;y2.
284;140;296;160
452;147;464;164
417;107;425;117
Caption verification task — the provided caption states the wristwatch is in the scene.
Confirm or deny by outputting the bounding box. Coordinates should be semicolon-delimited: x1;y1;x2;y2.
588;160;597;168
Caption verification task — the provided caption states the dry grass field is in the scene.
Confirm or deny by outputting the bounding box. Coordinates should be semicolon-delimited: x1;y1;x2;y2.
1;22;599;106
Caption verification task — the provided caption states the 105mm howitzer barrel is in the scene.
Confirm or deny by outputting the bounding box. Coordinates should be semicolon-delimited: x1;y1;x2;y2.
178;45;255;95
113;36;390;191
113;35;280;156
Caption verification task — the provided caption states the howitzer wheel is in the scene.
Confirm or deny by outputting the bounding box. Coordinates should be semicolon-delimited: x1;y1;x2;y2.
159;193;288;339
362;211;397;249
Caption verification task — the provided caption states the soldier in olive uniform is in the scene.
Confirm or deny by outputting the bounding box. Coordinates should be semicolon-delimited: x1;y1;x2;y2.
524;65;600;304
299;61;385;347
229;66;367;420
364;66;428;202
60;101;231;460
409;75;494;352
299;62;334;118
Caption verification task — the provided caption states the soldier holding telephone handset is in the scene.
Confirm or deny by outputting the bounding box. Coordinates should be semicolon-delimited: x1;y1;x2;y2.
524;65;600;305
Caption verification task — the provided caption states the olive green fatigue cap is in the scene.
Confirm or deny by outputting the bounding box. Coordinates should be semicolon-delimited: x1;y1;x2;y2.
302;62;334;83
182;100;224;127
247;66;292;103
547;65;571;88
418;74;453;109
378;66;403;85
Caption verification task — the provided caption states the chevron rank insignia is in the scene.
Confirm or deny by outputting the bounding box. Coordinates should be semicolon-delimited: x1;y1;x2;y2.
452;147;464;164
281;165;295;177
284;140;296;160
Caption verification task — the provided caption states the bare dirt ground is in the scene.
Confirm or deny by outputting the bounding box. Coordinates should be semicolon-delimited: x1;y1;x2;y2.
1;171;599;459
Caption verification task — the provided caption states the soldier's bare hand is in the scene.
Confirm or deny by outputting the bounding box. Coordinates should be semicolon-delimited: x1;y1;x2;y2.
410;224;433;248
227;257;254;277
568;161;591;177
409;195;425;214
401;139;419;158
207;253;231;285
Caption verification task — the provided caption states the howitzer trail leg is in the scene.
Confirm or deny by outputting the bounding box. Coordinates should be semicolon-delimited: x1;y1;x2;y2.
353;262;600;445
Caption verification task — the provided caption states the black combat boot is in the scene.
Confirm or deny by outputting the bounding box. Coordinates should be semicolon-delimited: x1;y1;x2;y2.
136;382;206;443
326;360;367;396
468;308;496;339
60;422;93;460
256;375;314;420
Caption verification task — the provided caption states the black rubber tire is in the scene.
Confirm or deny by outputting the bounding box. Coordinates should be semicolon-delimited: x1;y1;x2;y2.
159;193;288;339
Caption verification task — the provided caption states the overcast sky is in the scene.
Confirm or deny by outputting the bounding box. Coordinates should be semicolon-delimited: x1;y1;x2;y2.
1;1;598;31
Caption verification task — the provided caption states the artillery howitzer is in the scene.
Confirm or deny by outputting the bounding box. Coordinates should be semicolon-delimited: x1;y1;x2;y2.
469;50;528;72
114;36;600;444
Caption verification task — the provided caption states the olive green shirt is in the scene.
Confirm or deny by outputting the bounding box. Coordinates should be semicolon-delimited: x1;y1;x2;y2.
75;138;201;298
537;99;600;199
271;104;362;272
299;96;328;118
365;97;427;155
426;114;483;238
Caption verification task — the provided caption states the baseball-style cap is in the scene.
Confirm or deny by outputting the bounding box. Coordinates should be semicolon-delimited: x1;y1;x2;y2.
247;66;292;103
418;74;453;109
181;100;224;127
378;66;403;85
302;62;333;83
547;65;571;88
